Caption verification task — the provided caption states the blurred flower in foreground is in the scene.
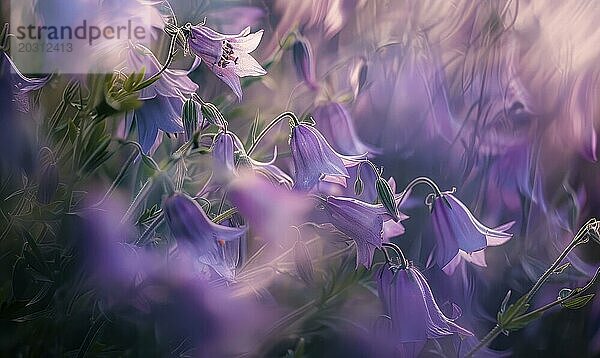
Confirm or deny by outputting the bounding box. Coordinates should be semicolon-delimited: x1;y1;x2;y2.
431;191;514;274
124;43;198;153
323;196;407;268
290;123;363;191
1;52;50;113
79;195;267;355
229;173;311;245
376;262;473;356
163;193;245;277
313;102;378;156
188;24;266;100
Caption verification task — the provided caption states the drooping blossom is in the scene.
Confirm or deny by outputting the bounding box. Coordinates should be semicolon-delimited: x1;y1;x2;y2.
212;130;293;186
292;34;318;90
78;194;268;355
124;43;198;153
163;192;245;278
431;191;514;274
290;123;364;191
313;102;379;156
187;24;266;100
322;196;407;268
1;52;50;113
376;262;473;356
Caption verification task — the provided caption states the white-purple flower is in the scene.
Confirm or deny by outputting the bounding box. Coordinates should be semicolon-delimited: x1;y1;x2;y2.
322;196;407;268
290;123;364;191
376;262;473;355
188;25;266;100
124;43;198;153
163;193;245;277
431;192;514;274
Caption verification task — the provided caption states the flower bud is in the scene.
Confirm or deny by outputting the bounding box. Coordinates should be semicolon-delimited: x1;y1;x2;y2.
376;177;399;221
292;35;318;90
350;57;368;98
354;175;364;196
200;101;226;127
182;99;199;141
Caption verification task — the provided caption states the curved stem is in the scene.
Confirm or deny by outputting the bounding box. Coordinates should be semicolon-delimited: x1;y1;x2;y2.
132;35;177;91
400;176;444;198
247;112;299;156
526;218;595;301
465;325;502;358
381;242;408;268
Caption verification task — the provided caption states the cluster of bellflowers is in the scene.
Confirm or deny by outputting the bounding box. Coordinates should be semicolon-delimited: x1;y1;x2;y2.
3;2;600;356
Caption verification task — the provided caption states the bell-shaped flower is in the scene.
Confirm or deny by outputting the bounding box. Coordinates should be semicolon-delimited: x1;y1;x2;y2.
212;130;293;187
313;102;379;156
376;262;473;356
163;193;245;277
290;123;364;191
1;52;50;113
292;34;318;90
124;43;198;153
188;25;266;100
431;191;514;274
322;196;407;268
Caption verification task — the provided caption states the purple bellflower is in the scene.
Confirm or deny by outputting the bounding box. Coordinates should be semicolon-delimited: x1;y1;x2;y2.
187;24;266;100
292;34;318;90
376;262;473;356
290;123;364;191
163;193;245;278
124;43;198;153
431;191;514;275
322;196;407;268
1;52;50;113
212;130;293;187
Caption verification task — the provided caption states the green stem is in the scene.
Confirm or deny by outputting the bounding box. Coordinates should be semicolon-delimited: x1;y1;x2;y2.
525;219;593;301
213;207;238;224
247;112;299;156
400;176;444;199
131;35;178;91
466;218;597;357
381;242;408;268
95;147;138;207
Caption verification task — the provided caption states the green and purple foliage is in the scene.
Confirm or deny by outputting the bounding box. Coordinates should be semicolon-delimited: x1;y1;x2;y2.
2;1;600;357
